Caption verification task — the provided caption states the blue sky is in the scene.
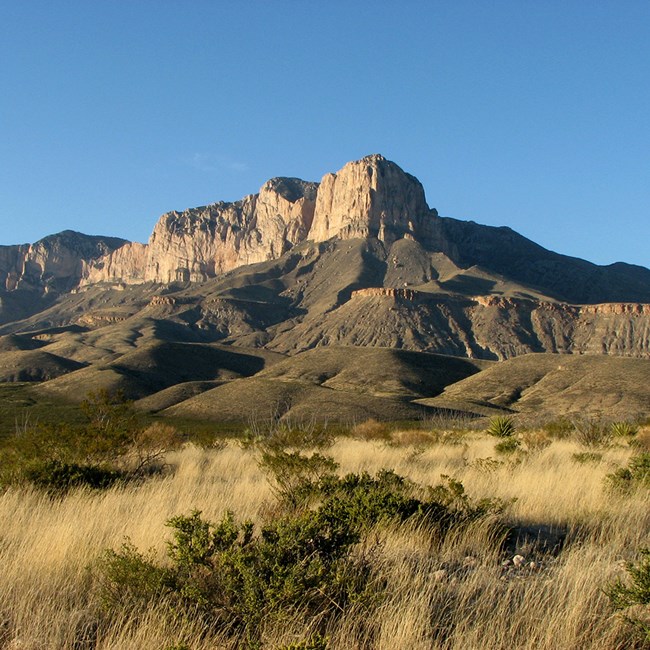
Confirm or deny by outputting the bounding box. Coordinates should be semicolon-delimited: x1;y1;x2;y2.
1;1;649;268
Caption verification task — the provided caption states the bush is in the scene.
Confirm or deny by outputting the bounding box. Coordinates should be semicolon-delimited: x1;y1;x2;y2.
494;438;520;455
486;416;516;438
25;460;124;494
606;548;650;644
351;418;391;441
1;390;182;492
572;416;611;448
97;471;503;647
605;453;650;493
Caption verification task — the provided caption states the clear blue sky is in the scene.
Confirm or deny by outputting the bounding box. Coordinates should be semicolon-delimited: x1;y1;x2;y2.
1;1;649;268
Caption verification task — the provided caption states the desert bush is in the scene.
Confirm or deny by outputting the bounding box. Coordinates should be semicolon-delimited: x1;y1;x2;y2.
520;429;553;453
389;429;438;447
24;459;124;494
605;453;650;493
572;451;603;464
1;390;182;492
606;548;650;644
97;470;503;648
494;437;520;455
572;416;612;448
486;416;516;438
631;427;650;452
541;416;574;438
259;449;339;507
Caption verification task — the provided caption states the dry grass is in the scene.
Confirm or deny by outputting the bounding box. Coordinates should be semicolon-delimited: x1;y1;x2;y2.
1;433;648;649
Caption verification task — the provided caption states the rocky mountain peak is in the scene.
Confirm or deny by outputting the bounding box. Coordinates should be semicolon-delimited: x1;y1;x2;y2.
310;155;430;245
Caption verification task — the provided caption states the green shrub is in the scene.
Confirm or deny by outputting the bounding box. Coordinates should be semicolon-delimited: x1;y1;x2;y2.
494;438;520;455
1;390;181;492
259;450;339;507
572;452;603;464
25;460;124;494
542;417;574;439
97;471;503;647
486;416;516;438
606;548;650;644
279;634;328;650
605;453;650;493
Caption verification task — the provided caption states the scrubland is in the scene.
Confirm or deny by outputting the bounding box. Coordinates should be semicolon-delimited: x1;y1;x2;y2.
1;417;649;649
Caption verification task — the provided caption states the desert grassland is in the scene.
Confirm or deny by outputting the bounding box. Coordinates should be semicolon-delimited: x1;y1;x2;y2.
0;431;649;649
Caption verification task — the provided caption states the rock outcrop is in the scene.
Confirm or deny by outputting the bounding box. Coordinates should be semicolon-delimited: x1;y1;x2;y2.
309;154;431;244
0;231;127;293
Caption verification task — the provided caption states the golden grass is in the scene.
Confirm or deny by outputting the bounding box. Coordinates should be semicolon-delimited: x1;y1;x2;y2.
1;434;648;649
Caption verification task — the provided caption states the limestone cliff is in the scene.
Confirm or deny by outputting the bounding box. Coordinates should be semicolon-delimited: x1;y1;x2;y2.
82;177;317;285
309;154;432;244
0;231;127;293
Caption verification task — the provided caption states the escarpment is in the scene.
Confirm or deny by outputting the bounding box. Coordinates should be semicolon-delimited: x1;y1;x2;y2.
2;154;650;361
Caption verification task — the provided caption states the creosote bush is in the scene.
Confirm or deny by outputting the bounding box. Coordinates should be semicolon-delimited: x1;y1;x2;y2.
607;548;650;644
605;453;650;493
97;467;505;648
1;389;182;493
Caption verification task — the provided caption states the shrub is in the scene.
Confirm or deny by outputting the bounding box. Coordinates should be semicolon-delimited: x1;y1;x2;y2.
606;548;650;644
25;460;124;494
97;471;503;647
572;452;603;464
605;453;650;493
494;438;520;455
351;418;391;441
572;416;611;448
259;449;339;507
1;390;182;492
486;416;516;438
542;417;574;439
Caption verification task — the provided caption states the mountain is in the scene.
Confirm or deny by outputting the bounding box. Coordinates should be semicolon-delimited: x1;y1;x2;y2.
1;154;649;421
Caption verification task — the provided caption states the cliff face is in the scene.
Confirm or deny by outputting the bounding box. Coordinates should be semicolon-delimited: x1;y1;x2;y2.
0;231;127;293
309;154;431;244
82;155;435;285
82;177;318;285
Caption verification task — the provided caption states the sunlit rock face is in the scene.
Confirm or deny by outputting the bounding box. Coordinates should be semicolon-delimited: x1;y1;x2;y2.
0;231;127;292
309;154;432;245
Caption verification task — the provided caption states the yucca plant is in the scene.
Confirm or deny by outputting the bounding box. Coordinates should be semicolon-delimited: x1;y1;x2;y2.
486;416;516;438
610;421;639;438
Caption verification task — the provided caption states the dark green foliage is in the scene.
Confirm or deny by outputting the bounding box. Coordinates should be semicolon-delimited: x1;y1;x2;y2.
278;634;328;650
1;389;181;492
605;453;650;492
494;437;520;455
607;548;650;644
97;471;502;648
259;450;339;507
572;452;603;464
24;460;123;493
486;416;516;438
542;417;574;439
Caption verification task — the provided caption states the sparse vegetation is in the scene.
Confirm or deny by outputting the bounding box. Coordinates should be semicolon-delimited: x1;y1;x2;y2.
0;390;182;492
1;415;649;649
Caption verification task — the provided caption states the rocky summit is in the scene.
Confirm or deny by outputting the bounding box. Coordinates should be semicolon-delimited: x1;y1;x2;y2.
1;154;649;420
